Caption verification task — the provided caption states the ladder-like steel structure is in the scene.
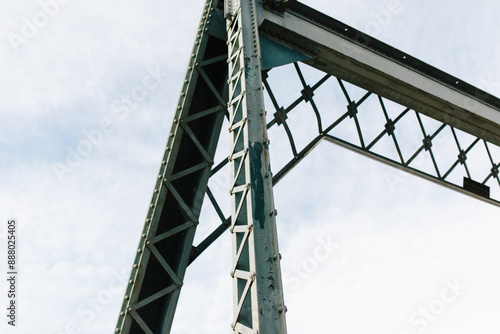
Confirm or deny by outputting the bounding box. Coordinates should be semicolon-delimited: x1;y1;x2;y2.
114;1;500;333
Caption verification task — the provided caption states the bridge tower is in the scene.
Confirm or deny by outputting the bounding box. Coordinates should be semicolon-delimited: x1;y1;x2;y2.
114;1;500;333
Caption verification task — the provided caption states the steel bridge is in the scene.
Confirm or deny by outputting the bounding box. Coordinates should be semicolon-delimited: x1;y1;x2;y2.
113;1;500;333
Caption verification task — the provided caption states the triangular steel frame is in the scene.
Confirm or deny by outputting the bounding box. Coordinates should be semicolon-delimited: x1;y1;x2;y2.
114;1;500;333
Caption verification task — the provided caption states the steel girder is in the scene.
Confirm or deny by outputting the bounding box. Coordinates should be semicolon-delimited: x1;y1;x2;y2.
115;1;500;333
114;1;228;333
226;0;287;332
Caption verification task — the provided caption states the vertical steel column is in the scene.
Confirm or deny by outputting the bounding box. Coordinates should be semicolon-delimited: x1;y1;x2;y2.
226;0;287;333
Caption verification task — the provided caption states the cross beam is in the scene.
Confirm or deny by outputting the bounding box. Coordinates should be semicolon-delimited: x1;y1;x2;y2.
258;2;500;146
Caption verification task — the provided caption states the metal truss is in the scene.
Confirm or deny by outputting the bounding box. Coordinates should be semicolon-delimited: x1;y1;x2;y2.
114;0;229;333
261;62;500;205
115;0;500;333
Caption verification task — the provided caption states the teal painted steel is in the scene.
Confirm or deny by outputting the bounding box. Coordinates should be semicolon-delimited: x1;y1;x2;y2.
226;0;288;332
114;1;229;333
114;1;500;333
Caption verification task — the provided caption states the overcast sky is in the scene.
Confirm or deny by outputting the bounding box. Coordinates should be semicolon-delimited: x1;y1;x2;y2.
1;1;500;333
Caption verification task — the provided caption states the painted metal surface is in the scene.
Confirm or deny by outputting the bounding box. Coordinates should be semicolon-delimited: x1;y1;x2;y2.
114;1;500;333
259;62;500;206
257;2;500;147
226;0;287;332
114;0;228;333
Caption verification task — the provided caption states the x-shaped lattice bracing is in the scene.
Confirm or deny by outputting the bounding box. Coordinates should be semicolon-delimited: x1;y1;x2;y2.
258;62;500;205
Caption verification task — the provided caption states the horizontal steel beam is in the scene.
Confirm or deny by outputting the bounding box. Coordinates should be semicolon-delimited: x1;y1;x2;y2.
322;135;500;208
256;1;500;147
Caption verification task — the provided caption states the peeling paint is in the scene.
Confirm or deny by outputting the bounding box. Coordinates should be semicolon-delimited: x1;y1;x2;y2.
249;141;266;229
